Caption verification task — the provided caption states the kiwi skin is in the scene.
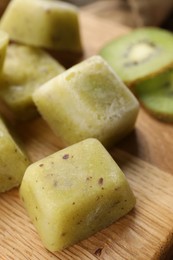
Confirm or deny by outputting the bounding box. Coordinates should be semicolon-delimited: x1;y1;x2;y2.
129;64;173;89
134;69;173;123
129;63;173;89
99;27;173;88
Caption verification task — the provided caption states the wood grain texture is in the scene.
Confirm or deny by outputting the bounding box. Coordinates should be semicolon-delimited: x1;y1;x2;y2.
0;12;173;259
1;145;173;260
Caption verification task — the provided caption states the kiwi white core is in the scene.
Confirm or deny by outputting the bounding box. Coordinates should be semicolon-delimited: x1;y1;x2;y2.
127;42;157;64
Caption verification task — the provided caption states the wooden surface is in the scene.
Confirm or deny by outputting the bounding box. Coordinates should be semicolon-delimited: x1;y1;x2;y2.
81;0;173;27
0;12;173;260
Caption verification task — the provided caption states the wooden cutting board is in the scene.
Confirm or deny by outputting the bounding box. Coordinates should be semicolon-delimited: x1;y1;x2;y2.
0;12;173;259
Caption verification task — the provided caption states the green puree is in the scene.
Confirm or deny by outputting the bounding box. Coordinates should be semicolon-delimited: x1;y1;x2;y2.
0;117;30;192
0;43;65;120
20;138;135;252
0;30;8;72
0;0;82;52
33;55;139;147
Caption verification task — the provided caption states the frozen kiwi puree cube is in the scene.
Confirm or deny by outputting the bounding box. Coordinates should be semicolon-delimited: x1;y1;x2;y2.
0;116;30;192
0;43;65;120
20;138;136;252
0;0;82;53
0;30;8;72
33;55;139;147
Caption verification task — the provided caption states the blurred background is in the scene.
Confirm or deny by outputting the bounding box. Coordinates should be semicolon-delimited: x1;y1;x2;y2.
66;0;173;29
1;0;173;29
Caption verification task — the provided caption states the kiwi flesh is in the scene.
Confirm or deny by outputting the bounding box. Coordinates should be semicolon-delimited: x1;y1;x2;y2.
99;28;173;87
134;69;173;122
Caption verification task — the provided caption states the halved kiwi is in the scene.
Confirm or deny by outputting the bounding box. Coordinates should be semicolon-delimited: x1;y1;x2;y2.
99;28;173;87
134;69;173;122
